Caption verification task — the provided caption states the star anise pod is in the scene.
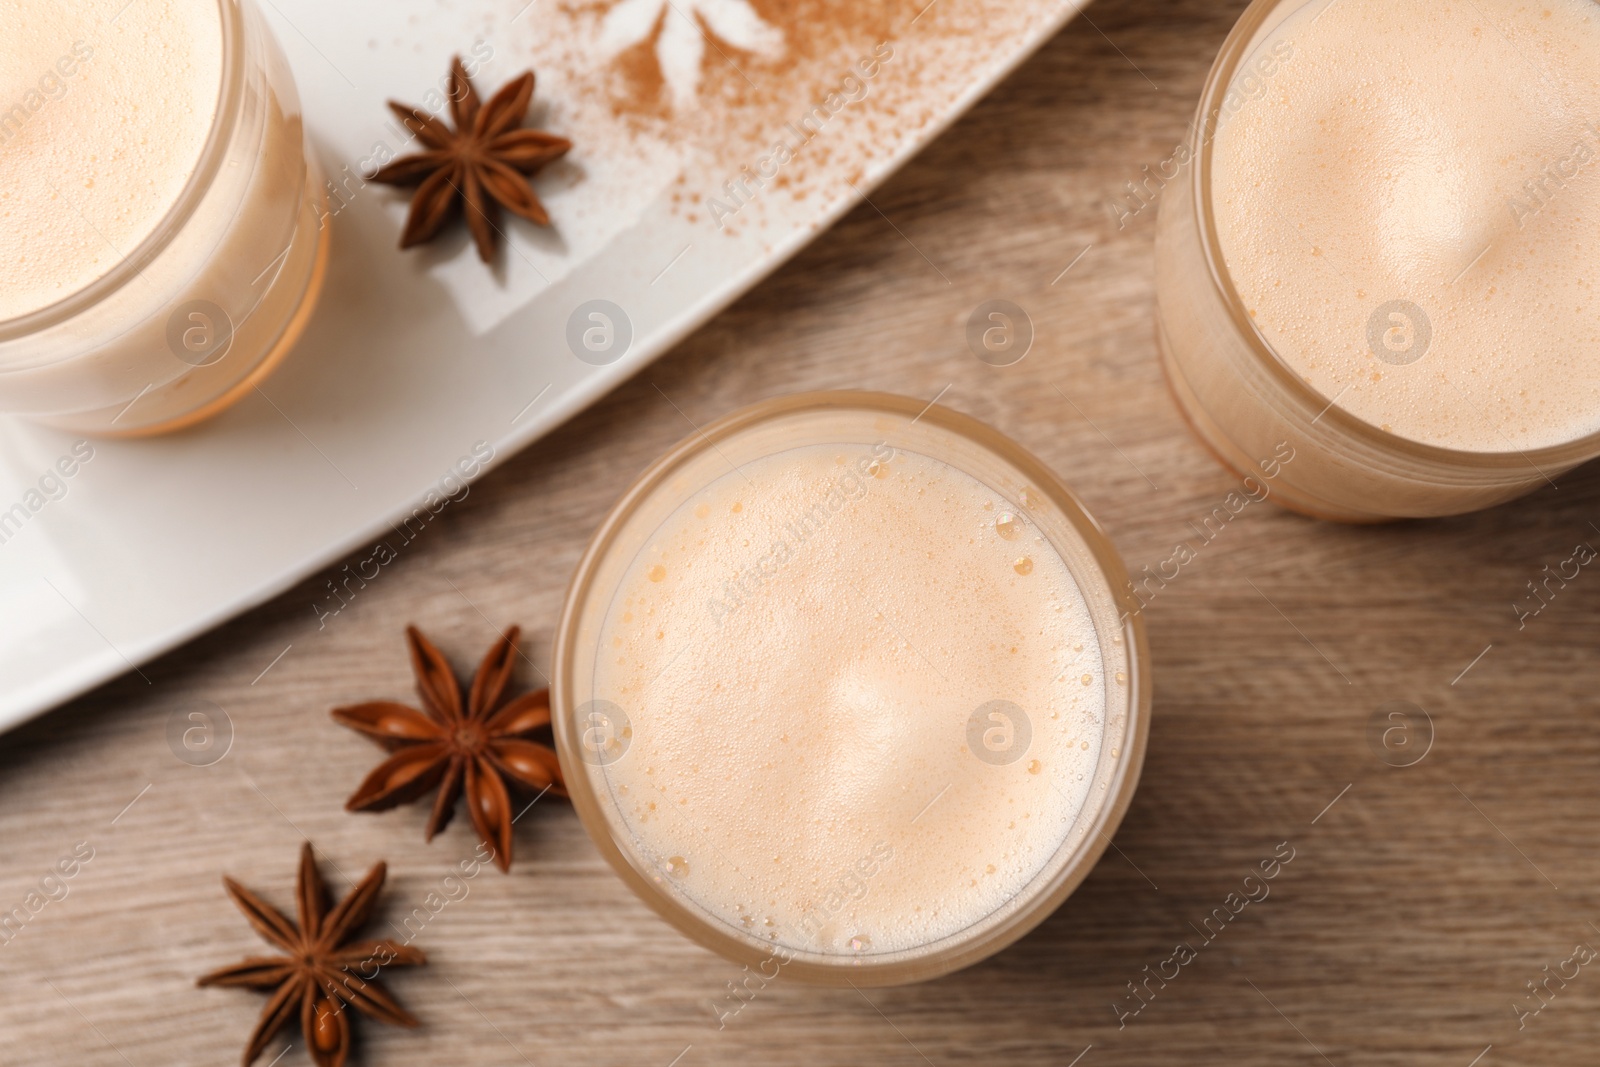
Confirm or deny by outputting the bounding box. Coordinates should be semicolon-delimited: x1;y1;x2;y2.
332;625;567;872
371;56;572;262
197;843;425;1067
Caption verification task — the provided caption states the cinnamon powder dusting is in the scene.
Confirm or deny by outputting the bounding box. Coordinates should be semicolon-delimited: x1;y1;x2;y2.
476;0;1078;233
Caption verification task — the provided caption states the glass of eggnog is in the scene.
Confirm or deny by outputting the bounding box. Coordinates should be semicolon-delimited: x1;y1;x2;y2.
552;393;1151;985
0;0;327;435
1155;0;1600;521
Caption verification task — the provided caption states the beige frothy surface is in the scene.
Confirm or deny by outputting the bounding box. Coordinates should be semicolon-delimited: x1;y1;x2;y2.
592;444;1112;955
1212;0;1600;452
0;0;224;322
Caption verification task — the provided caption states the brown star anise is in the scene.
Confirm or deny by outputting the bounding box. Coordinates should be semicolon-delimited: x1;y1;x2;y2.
197;843;424;1067
371;56;572;262
332;625;566;872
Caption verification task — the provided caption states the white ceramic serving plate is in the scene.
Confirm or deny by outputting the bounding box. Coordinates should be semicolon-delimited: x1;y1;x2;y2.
0;0;1090;729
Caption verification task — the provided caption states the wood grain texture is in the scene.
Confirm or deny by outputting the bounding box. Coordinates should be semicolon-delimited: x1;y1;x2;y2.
4;0;1598;1064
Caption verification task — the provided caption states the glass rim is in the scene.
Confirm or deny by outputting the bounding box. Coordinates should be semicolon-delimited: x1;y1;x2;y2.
550;390;1153;986
0;0;243;342
1188;0;1600;467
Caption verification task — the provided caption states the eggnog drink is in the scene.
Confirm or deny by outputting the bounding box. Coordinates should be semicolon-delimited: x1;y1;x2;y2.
554;394;1149;984
0;0;326;434
1156;0;1600;519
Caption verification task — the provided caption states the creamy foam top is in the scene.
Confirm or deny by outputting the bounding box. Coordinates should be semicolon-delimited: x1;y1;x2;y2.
1212;0;1600;452
592;443;1115;956
0;0;224;322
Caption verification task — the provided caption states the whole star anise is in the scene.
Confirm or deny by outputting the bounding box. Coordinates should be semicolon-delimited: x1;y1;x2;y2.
332;625;566;872
371;56;572;262
197;844;424;1067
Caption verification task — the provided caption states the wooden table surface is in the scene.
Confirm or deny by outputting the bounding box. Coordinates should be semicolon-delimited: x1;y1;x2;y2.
6;0;1598;1063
